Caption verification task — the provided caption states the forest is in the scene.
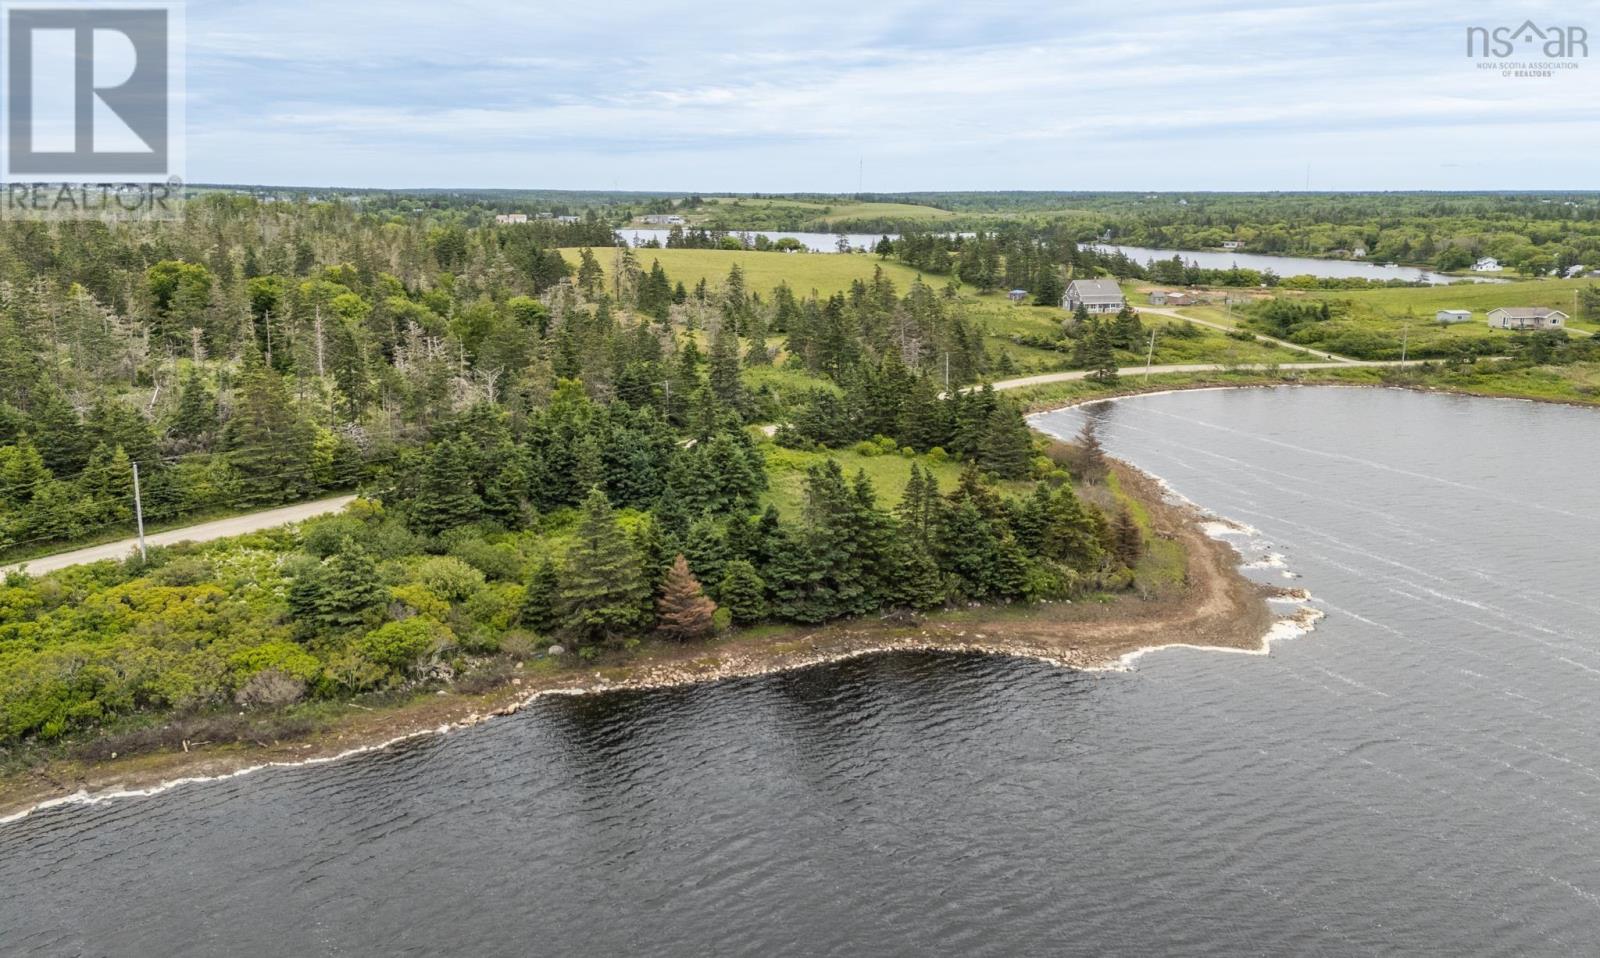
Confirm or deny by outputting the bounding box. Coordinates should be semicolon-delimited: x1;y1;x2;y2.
0;195;1147;751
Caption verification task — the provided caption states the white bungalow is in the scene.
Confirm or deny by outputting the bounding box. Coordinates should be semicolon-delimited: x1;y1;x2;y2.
1436;310;1473;324
1473;257;1502;272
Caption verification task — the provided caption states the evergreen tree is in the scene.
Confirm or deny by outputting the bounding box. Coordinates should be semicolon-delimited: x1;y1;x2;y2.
979;399;1034;479
707;324;745;412
1074;419;1110;483
519;557;561;633
1085;321;1120;383
557;489;651;645
411;439;484;535
290;542;384;635
225;350;316;503
1112;508;1144;567
718;559;768;624
170;368;218;445
657;554;717;641
1034;266;1064;307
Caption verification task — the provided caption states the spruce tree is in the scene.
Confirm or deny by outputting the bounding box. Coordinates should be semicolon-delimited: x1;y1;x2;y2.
657;554;717;641
1112;508;1144;567
557;489;651;645
718;559;768;625
171;368;218;445
979;400;1034;479
411;439;484;535
1074;419;1110;483
226;350;316;503
519;557;561;634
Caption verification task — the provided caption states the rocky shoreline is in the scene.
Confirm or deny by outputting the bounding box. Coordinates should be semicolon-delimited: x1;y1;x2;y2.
0;461;1292;825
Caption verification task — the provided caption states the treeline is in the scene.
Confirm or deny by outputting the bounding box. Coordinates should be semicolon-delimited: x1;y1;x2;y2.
0;396;1137;745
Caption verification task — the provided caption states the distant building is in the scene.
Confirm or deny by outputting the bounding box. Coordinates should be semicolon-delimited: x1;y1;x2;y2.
1564;264;1588;278
1064;279;1126;314
1436;309;1473;324
1149;290;1200;307
555;215;581;224
1474;257;1502;272
1221;240;1245;250
1488;307;1568;331
1351;246;1368;258
1008;289;1028;303
640;214;686;225
494;213;529;225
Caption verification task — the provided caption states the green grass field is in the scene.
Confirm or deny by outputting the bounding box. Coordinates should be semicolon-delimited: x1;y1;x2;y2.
1303;278;1599;336
963;294;1309;372
761;442;1032;519
560;247;931;297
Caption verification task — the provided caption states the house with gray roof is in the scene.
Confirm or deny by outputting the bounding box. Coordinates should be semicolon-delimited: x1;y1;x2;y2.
1488;307;1568;331
1064;279;1126;315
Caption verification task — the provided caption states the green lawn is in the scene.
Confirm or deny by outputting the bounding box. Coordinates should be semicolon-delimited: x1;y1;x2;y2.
1302;278;1599;336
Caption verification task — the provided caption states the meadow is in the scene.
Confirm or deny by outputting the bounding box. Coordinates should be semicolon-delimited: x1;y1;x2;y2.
559;247;930;297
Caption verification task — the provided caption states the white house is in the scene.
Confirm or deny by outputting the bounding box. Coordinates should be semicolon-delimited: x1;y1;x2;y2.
1064;279;1126;314
640;214;686;225
1473;257;1502;272
1221;240;1245;250
1436;309;1473;324
1351;246;1368;259
1488;307;1568;331
494;213;529;225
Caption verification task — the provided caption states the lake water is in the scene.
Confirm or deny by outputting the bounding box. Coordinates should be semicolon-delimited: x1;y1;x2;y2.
621;228;893;252
1092;243;1499;285
4;387;1599;956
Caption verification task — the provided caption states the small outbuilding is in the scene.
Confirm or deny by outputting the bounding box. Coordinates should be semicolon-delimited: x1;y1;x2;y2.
1474;257;1502;272
1008;289;1028;303
1436;309;1473;324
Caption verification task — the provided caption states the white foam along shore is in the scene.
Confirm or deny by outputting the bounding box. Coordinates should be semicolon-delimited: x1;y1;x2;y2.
3;398;1317;827
1026;390;1326;669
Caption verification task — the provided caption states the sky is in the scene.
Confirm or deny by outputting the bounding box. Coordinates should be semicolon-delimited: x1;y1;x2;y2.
182;0;1600;191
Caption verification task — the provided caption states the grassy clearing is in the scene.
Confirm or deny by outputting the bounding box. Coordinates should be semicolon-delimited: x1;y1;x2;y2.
1298;278;1600;342
962;294;1310;371
560;247;929;297
760;441;1032;519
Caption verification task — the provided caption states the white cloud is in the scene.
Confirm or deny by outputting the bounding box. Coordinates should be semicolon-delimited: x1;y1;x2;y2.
183;0;1600;188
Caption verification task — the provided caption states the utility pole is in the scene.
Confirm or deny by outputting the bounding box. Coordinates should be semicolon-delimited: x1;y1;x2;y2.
131;462;147;563
1401;321;1410;363
1144;328;1158;381
943;353;950;393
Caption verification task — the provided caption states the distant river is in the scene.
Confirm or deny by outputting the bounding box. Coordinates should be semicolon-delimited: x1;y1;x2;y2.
621;228;894;252
1093;243;1503;285
4;388;1599;956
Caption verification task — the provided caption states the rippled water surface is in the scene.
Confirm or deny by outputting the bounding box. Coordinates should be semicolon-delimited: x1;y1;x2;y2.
4;387;1599;957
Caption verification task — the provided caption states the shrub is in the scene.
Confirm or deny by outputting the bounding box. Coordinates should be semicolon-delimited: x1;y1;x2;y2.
357;617;455;676
234;670;306;709
228;641;322;686
415;556;486;602
449;537;523;581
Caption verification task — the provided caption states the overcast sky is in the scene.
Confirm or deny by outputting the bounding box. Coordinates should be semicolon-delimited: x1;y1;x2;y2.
185;0;1600;191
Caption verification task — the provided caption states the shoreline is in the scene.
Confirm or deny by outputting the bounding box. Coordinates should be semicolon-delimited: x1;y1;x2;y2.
0;461;1294;825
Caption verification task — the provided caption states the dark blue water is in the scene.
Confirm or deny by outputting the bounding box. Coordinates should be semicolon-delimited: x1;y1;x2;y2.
3;387;1597;956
